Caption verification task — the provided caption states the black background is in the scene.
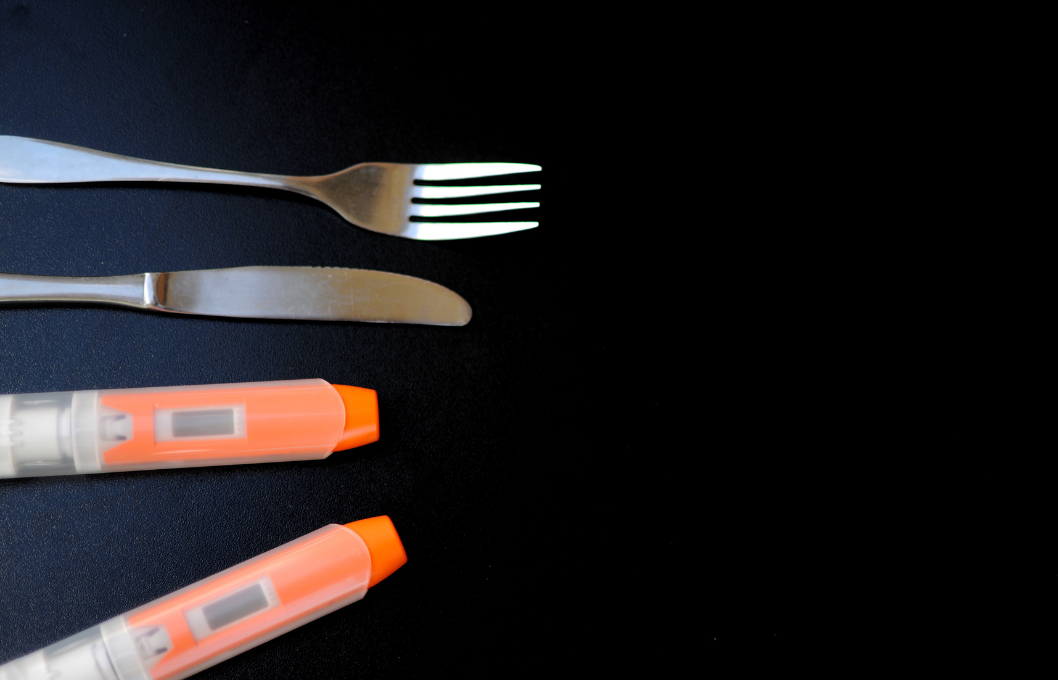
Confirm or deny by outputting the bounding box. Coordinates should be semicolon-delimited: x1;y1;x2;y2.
0;1;723;675
0;1;795;672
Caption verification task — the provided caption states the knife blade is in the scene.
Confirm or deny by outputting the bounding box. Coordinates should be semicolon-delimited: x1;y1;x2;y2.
0;266;472;326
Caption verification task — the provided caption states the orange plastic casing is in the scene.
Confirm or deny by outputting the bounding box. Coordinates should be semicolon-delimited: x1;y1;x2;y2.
127;524;372;680
0;518;406;680
98;379;377;472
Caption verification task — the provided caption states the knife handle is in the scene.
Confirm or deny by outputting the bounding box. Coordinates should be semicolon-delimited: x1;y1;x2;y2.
0;135;291;189
0;273;149;308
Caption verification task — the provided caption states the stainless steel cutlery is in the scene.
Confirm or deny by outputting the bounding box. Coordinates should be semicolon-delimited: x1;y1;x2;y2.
0;133;536;324
0;267;471;326
0;136;541;240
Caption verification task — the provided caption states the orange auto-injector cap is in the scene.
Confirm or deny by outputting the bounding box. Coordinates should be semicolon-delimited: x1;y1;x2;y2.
345;515;408;587
331;384;380;452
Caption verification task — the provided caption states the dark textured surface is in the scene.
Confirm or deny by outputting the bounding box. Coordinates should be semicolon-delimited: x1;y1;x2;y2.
0;2;641;675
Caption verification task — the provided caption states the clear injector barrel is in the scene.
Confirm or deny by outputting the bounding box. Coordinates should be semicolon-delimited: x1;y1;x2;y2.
0;517;407;680
0;379;379;478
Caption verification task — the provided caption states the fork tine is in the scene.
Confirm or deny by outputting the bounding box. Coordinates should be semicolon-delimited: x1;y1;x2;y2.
414;163;541;181
403;222;539;240
413;184;541;200
411;202;539;218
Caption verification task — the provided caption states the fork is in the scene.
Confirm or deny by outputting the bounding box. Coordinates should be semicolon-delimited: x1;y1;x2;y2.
0;135;541;240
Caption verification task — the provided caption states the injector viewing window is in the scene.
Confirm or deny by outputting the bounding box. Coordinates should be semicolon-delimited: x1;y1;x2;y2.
184;576;280;641
203;583;269;630
172;410;235;438
154;405;246;442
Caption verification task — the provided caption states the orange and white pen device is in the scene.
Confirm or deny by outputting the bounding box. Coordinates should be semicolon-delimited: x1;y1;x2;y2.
0;516;407;680
0;379;378;478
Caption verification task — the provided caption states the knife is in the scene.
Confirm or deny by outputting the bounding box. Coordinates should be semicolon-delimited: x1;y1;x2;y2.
0;266;471;326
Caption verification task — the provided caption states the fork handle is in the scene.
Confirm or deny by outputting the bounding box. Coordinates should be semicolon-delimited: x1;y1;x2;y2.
0;136;292;190
0;273;150;308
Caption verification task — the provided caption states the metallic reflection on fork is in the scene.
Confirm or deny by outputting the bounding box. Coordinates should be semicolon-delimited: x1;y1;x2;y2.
0;135;541;240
